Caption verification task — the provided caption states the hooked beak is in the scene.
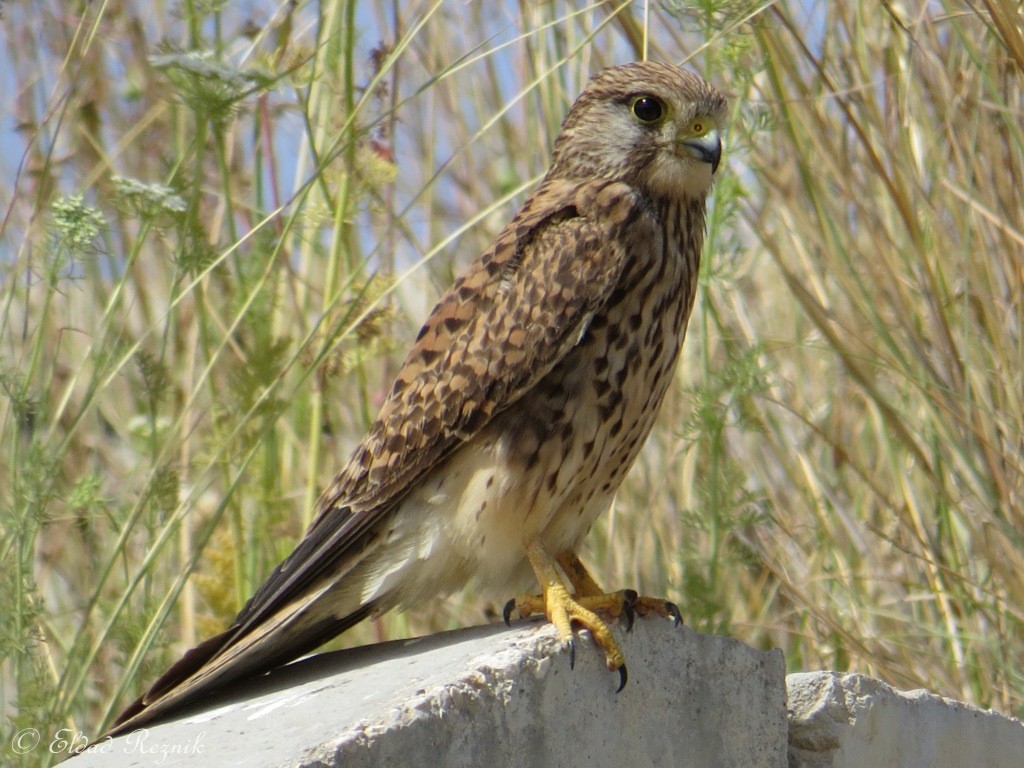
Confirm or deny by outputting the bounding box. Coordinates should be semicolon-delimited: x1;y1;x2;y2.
681;129;722;174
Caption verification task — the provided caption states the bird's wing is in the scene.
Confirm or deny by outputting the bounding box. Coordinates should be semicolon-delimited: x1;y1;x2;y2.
105;176;646;737
229;176;646;633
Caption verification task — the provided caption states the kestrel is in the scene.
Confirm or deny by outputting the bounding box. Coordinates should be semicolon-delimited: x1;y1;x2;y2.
104;61;726;737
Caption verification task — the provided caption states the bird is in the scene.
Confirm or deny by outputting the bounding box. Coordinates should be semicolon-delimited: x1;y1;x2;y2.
102;60;727;738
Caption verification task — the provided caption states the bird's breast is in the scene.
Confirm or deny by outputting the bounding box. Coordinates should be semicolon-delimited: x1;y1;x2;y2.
383;199;705;606
457;201;701;589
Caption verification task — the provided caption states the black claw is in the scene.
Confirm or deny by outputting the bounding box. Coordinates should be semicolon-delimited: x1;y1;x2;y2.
623;603;635;632
616;664;628;693
665;601;682;627
566;637;576;671
622;594;637;633
502;598;516;626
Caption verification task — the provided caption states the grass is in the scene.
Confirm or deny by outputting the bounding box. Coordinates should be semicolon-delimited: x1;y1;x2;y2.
1;2;1021;764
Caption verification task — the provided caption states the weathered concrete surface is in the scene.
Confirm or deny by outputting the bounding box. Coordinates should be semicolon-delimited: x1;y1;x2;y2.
67;619;786;768
787;671;1024;768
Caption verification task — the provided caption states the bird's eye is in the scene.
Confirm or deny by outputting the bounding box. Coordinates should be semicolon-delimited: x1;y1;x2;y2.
631;95;665;123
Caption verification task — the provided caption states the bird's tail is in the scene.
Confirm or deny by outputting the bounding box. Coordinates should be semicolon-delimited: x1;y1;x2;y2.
100;600;376;740
104;628;235;738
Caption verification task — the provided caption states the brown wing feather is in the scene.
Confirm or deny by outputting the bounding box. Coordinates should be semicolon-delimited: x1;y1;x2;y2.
323;176;641;515
103;175;642;738
226;176;642;634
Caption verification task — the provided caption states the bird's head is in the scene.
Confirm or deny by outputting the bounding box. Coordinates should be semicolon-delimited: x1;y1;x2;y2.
549;61;728;200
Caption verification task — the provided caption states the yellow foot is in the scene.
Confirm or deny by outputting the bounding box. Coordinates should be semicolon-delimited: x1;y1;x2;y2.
504;580;629;691
503;589;682;639
502;540;683;692
556;551;683;630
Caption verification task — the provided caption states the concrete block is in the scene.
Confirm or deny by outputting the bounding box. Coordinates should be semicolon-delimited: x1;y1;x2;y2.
67;619;787;767
787;671;1024;768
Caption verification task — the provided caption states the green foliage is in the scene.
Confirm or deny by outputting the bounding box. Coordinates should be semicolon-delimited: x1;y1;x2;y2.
149;50;274;125
110;176;188;228
0;4;1021;766
50;195;106;253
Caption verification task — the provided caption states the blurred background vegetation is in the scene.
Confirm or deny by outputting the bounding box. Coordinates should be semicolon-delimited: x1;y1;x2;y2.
1;1;1021;763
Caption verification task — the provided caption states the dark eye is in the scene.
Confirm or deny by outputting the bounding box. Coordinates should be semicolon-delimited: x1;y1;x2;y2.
631;95;664;123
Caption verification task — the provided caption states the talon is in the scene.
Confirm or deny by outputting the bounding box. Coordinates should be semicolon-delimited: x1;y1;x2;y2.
666;601;682;627
523;540;630;691
622;590;638;632
616;664;628;693
502;598;516;626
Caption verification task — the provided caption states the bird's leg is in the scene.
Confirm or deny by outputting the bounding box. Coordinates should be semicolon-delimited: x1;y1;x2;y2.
503;544;684;691
558;552;683;630
554;551;638;628
504;538;628;691
556;551;606;596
